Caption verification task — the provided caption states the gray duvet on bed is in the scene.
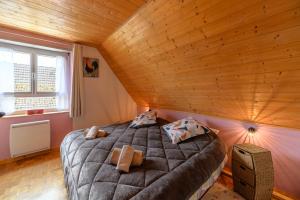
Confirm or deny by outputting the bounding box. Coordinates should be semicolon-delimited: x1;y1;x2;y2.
60;119;226;200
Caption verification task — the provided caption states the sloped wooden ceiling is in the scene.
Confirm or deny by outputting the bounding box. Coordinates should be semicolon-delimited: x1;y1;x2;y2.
101;0;300;129
0;0;145;44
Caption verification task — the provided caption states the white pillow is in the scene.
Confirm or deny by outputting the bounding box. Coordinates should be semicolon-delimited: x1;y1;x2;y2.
130;110;157;128
162;118;205;144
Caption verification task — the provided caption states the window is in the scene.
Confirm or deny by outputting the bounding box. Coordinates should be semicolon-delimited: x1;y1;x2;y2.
0;42;69;114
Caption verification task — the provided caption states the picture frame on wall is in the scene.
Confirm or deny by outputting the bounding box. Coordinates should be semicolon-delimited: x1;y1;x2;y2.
83;57;99;77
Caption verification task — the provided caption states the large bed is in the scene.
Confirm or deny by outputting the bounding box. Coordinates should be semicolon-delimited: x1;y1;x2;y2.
60;118;227;200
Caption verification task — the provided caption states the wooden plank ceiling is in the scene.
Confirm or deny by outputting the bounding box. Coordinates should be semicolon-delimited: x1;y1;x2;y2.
0;0;145;44
0;0;300;129
100;0;300;129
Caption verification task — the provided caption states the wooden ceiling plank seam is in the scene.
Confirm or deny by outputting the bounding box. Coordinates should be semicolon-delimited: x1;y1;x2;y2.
21;0;126;24
0;0;146;43
0;9;110;39
105;31;298;71
102;45;300;79
116;1;298;50
105;0;262;44
0;2;118;34
103;5;300;60
0;14;106;44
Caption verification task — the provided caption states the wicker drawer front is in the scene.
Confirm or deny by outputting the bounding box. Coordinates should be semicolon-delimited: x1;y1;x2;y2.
233;146;253;169
234;177;255;200
232;160;255;186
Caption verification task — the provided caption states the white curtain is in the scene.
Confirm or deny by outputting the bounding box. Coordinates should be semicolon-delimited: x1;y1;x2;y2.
55;56;69;110
0;47;15;114
69;44;84;118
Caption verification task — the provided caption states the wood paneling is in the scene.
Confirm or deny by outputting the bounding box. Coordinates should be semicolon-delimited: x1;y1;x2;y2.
0;0;299;129
101;0;300;129
0;0;145;44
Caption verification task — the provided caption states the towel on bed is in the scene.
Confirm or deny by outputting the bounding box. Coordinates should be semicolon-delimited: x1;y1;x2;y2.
116;145;135;173
84;126;108;139
85;126;99;140
110;147;144;166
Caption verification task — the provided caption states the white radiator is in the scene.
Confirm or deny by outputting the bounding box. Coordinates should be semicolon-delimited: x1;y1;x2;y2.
10;120;50;158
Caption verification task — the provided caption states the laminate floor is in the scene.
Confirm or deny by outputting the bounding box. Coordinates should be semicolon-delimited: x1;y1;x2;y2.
0;151;67;200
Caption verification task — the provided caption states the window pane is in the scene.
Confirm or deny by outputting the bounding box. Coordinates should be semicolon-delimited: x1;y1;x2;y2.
37;55;56;92
0;47;14;93
13;52;31;93
15;97;56;111
14;63;31;92
13;52;31;65
0;48;12;62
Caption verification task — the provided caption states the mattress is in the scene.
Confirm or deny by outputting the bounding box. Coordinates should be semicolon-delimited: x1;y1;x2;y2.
60;119;226;200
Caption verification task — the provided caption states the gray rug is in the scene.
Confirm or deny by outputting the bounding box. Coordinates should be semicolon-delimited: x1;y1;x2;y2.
202;183;245;200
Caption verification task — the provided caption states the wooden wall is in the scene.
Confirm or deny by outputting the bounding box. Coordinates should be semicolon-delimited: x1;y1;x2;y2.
101;0;300;129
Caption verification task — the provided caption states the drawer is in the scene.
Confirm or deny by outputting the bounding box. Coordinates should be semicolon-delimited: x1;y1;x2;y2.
234;177;255;200
232;160;255;186
232;146;253;169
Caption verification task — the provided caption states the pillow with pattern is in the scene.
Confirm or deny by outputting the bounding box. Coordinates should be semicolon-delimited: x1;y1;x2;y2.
130;110;157;128
162;117;206;144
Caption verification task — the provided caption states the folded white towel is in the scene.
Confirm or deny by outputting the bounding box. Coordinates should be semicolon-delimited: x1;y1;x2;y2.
116;145;135;173
110;148;144;166
85;126;99;140
84;127;108;139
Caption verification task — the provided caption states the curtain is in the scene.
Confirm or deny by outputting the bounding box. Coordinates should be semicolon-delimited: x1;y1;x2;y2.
69;44;84;118
55;56;69;110
0;47;15;114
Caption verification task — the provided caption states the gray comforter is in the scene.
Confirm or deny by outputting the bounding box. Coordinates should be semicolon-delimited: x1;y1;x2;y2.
60;119;226;200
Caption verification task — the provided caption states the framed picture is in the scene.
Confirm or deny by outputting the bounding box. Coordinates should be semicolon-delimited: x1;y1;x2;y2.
83;57;99;77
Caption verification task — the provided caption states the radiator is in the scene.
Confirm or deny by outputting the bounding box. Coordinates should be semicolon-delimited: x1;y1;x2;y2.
10;120;50;158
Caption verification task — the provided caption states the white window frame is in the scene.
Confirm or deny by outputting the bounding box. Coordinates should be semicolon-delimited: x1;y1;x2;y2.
0;42;69;115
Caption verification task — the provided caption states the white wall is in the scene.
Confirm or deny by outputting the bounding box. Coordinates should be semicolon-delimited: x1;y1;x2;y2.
72;45;137;129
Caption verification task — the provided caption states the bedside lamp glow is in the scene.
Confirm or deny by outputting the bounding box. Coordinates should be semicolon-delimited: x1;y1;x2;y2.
248;127;256;136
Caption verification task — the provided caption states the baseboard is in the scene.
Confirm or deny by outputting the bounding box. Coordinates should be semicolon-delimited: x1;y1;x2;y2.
221;168;295;200
0;148;60;165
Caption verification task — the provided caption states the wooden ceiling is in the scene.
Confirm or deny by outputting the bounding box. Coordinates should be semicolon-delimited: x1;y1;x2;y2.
1;0;300;129
101;0;300;129
0;0;145;45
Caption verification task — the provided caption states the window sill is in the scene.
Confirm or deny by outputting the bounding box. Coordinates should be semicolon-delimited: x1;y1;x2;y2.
1;111;69;119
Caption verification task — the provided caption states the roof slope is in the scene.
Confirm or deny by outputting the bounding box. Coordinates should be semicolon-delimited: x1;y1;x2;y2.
100;0;300;129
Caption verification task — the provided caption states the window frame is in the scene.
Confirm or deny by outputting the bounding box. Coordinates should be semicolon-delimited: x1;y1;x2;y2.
0;42;69;114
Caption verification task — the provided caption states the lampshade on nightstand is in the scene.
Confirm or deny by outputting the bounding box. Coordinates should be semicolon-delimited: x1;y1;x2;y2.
232;143;274;200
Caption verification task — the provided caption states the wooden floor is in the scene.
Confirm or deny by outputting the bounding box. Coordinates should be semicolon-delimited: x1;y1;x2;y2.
0;151;67;200
0;151;233;200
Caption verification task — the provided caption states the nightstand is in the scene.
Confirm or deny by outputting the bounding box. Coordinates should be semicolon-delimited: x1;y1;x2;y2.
232;143;274;200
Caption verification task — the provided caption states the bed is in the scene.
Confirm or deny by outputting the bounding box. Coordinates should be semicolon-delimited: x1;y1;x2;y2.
60;118;227;200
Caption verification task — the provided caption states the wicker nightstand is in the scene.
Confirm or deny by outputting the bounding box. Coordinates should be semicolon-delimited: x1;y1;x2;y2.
232;143;274;200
